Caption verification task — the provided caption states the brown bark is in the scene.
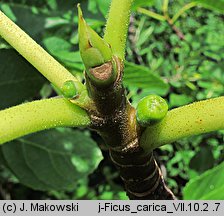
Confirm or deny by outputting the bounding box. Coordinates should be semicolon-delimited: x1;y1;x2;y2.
86;58;175;200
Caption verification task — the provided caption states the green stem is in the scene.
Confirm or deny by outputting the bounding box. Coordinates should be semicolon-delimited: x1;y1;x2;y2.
171;2;198;24
0;98;90;145
141;97;224;151
0;11;84;92
162;0;169;17
104;0;133;60
137;8;166;21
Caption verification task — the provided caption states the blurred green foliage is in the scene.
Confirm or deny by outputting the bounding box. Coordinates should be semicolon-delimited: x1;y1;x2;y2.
183;161;224;200
0;0;223;199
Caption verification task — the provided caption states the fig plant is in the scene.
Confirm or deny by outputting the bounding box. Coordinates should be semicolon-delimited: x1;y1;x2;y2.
0;0;223;199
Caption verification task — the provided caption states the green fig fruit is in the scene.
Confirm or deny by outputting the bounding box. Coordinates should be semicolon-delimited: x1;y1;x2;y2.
136;95;168;127
61;80;77;99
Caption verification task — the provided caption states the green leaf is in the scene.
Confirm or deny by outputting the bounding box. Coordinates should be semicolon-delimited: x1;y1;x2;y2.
183;161;224;200
189;146;215;174
132;0;155;10
1;129;103;191
136;26;154;48
0;3;17;21
43;37;72;53
0;148;7;166
0;3;46;40
123;62;169;107
195;0;224;13
55;0;80;11
0;49;45;110
43;37;84;71
1;142;50;190
88;0;110;16
169;93;193;108
96;0;110;16
123;62;169;94
53;51;84;71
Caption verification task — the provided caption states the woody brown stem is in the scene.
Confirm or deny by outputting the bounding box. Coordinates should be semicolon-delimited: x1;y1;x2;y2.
86;58;175;199
110;150;175;199
167;19;185;40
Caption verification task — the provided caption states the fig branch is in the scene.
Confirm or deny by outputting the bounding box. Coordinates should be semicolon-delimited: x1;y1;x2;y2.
78;0;175;199
0;0;223;201
141;96;224;151
0;98;90;145
104;0;134;60
0;10;84;94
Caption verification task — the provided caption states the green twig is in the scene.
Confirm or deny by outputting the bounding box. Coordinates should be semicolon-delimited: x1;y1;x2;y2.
171;2;198;24
0;11;84;93
137;6;185;40
141;97;224;151
104;0;134;60
0;98;90;145
137;7;166;22
162;0;169;18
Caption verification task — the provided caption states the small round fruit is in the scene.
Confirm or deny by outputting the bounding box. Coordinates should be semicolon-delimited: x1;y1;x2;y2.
136;95;168;127
61;80;77;99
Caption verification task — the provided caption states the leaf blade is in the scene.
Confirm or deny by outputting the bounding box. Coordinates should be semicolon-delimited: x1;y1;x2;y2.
1;129;103;191
0;49;45;110
183;161;224;200
195;0;224;13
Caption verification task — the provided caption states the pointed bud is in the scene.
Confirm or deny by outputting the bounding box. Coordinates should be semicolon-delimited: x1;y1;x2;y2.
78;4;117;87
78;4;112;69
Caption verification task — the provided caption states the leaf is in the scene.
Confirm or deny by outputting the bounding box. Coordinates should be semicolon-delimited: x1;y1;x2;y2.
0;49;45;110
0;3;46;40
43;37;72;52
88;0;110;16
124;62;169;94
0;148;7;166
96;0;111;16
136;26;154;48
123;62;169;107
195;0;224;13
1;141;50;190
0;3;17;21
169;93;193;108
55;0;81;11
1;129;103;191
189;146;215;174
132;0;155;10
183;161;224;200
43;37;84;71
53;51;84;71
